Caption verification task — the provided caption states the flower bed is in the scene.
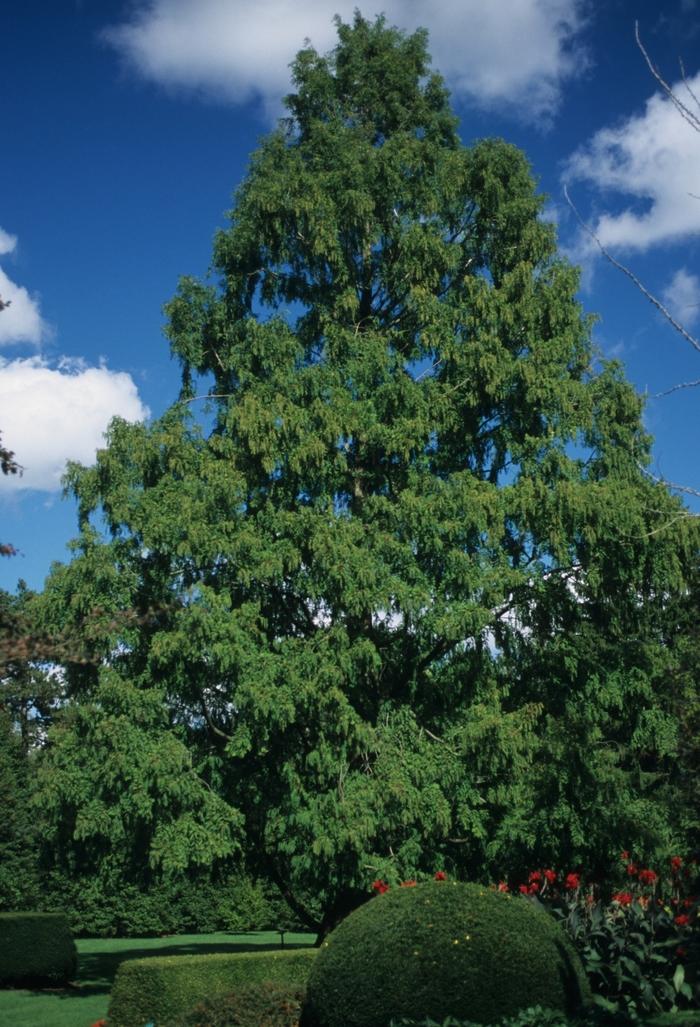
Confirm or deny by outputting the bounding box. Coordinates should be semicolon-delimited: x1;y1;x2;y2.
366;858;699;1022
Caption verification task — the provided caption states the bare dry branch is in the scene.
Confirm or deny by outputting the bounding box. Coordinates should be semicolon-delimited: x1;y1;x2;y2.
564;185;700;357
652;377;700;398
641;464;700;501
635;21;700;133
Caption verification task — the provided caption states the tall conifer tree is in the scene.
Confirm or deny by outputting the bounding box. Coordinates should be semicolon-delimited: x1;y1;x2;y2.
39;14;696;936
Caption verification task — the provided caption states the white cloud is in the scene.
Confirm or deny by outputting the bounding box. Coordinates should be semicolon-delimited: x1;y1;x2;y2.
0;357;150;493
661;267;700;328
564;71;700;251
102;0;588;122
0;226;46;346
0;228;17;256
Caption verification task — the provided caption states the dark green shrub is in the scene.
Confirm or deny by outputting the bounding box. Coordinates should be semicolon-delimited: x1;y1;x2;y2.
302;881;591;1027
391;1010;572;1027
391;1009;699;1027
173;980;305;1026
41;869;279;937
0;712;39;912
0;912;77;986
108;946;316;1027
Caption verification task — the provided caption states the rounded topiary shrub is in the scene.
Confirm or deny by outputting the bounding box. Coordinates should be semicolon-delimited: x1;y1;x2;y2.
302;881;592;1027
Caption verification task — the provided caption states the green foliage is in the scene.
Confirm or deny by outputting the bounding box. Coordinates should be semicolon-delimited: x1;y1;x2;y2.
35;670;243;877
391;1010;576;1027
32;10;700;935
173;981;306;1027
107;947;317;1027
535;871;700;1018
302;881;591;1027
390;1009;700;1027
41;868;280;937
0;912;77;987
0;711;39;910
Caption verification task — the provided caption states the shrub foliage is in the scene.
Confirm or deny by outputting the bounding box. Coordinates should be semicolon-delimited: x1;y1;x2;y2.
0;912;77;987
174;981;306;1027
107;947;316;1027
302;880;591;1027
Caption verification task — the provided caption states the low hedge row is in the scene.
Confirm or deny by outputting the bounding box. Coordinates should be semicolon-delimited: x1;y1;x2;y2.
0;912;77;986
107;946;318;1027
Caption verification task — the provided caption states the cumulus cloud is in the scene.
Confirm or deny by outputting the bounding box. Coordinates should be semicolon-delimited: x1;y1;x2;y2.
0;357;150;493
564;70;700;251
102;0;588;122
661;267;700;328
0;226;46;346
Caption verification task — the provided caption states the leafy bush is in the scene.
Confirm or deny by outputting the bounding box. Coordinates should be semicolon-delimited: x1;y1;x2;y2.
389;1008;636;1027
41;869;285;937
173;980;305;1026
0;912;77;986
390;1008;572;1027
302;880;591;1027
504;854;700;1020
0;712;39;912
107;946;316;1027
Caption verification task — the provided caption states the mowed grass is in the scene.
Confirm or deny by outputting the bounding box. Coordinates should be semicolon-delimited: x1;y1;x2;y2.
0;930;315;1027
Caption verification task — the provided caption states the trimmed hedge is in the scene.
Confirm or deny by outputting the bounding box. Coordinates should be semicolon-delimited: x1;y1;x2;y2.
107;946;317;1027
0;911;77;986
173;981;306;1026
303;881;592;1027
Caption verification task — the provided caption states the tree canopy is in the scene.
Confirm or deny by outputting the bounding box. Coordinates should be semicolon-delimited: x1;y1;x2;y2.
35;13;698;938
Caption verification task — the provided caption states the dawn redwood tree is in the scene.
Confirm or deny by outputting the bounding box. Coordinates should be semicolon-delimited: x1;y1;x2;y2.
37;14;697;937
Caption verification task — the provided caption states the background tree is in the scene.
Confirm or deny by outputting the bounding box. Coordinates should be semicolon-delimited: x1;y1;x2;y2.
0;707;39;910
36;13;698;939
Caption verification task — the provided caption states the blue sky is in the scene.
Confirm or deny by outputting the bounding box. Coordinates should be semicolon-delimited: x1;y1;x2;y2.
2;0;700;593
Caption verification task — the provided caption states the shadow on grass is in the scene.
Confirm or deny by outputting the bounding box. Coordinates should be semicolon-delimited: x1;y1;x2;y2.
21;932;312;1004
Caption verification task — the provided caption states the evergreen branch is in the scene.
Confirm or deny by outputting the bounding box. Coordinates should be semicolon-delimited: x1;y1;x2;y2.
197;690;234;742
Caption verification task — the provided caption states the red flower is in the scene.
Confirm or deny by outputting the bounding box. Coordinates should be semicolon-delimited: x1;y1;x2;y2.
674;914;690;926
638;868;658;886
670;855;683;872
684;897;696;908
677;946;688;959
519;884;529;894
434;870;447;881
371;879;389;894
612;891;633;906
90;1021;108;1027
497;881;509;892
564;872;580;890
543;869;557;884
400;879;417;887
529;882;541;894
626;862;638;877
528;870;542;883
620;850;630;861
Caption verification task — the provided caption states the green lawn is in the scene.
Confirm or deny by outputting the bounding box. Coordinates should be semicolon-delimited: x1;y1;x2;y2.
0;930;314;1027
